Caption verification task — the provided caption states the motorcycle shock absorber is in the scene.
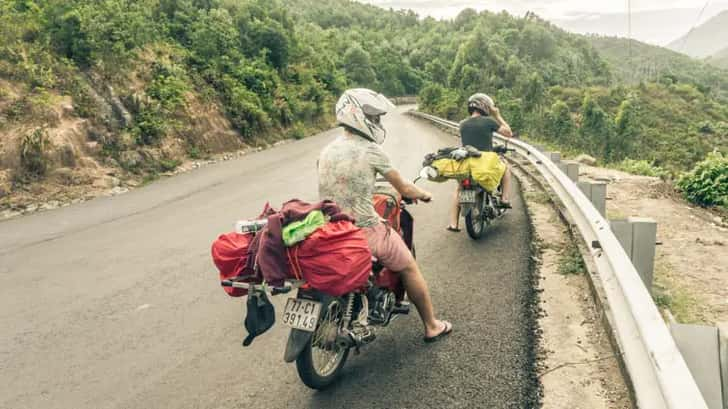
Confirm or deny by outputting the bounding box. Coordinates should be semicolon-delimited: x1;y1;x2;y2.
342;293;355;327
337;293;375;351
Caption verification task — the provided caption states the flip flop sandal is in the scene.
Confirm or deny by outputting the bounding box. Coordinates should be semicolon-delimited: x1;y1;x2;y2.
424;321;453;343
496;202;512;209
446;226;461;232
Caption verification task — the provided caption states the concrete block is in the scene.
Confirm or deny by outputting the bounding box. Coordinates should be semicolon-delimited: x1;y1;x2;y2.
578;182;606;217
578;181;590;197
629;217;656;294
591;182;606;217
558;162;568;176
669;323;723;409
718;322;728;409
609;219;634;259
564;161;579;182
608;218;657;292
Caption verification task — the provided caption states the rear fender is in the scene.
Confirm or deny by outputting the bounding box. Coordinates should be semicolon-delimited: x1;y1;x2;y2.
283;328;312;363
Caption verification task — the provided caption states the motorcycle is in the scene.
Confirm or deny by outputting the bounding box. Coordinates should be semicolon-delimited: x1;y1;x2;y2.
221;176;427;390
447;144;514;240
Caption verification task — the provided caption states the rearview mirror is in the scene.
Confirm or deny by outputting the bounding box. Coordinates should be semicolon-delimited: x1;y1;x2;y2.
414;166;438;184
420;166;438;179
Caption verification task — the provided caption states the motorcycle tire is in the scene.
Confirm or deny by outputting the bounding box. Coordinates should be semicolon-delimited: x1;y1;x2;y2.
465;191;486;240
296;298;350;390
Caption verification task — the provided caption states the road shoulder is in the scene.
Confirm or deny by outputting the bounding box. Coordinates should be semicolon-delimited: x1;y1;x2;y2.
513;165;633;409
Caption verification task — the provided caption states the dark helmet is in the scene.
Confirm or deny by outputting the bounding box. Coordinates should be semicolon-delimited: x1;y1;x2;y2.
467;93;495;115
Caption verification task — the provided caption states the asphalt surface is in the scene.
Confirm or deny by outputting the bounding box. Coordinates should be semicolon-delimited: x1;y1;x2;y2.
0;107;539;409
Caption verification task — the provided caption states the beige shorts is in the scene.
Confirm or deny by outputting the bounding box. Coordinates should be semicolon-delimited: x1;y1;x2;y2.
363;222;414;272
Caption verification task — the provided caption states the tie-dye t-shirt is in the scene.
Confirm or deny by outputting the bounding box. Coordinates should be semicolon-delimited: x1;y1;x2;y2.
318;133;393;227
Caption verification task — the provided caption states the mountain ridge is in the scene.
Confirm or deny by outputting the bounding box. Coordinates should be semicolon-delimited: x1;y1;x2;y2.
667;10;728;58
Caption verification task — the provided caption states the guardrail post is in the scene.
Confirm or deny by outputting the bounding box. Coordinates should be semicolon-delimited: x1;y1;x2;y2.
547;151;561;163
669;323;723;409
578;182;606;217
557;161;579;182
630;217;657;293
609;217;657;293
718;322;728;409
610;219;634;258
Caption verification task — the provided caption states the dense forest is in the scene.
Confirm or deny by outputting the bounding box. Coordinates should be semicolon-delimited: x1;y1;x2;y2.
0;0;726;208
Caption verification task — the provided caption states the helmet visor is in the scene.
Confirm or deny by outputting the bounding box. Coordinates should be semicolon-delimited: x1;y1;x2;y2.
361;103;388;117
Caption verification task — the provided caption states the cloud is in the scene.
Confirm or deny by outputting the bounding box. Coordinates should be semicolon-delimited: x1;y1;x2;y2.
356;0;728;45
358;0;728;21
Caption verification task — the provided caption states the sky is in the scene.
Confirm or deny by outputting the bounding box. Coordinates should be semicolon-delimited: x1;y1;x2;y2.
357;0;728;45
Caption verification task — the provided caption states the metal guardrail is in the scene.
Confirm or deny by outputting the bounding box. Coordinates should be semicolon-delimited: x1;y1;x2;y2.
409;111;709;409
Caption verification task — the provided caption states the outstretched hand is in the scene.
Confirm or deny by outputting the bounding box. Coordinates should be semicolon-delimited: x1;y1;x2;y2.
419;191;433;203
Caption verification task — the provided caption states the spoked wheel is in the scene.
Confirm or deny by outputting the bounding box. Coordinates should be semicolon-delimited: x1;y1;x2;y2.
296;298;350;390
465;190;487;240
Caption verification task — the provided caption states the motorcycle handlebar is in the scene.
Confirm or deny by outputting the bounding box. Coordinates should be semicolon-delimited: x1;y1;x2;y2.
493;146;516;154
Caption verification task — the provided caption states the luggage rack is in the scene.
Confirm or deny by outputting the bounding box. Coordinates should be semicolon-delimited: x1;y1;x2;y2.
221;276;306;296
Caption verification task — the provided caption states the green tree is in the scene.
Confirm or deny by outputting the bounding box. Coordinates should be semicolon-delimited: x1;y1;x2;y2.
342;43;376;87
580;94;614;158
545;100;575;144
189;8;240;65
613;96;640;161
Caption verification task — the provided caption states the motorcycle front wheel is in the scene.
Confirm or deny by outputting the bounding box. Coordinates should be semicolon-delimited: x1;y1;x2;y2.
296;298;350;390
464;191;486;240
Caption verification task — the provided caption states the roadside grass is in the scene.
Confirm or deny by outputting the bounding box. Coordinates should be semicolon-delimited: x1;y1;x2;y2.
652;263;702;324
524;190;550;205
606;209;627;220
558;241;586;276
140;174;158;186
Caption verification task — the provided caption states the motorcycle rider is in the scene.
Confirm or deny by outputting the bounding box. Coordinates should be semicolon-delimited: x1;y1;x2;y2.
318;88;452;343
447;93;514;232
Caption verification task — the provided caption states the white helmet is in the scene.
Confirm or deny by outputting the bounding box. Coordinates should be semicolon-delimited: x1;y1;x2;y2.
335;88;395;145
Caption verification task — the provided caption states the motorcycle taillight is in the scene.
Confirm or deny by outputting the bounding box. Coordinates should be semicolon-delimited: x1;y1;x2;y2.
461;179;471;188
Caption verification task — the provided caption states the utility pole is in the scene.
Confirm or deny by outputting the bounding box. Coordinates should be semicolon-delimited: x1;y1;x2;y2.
628;0;633;82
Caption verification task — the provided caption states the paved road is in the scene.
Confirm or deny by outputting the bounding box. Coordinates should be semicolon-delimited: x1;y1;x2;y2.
0;108;538;409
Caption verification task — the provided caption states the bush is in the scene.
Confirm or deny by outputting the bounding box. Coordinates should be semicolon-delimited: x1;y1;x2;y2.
677;151;728;208
20;128;51;177
133;104;167;145
288;122;306;140
146;63;188;112
186;145;202;159
158;158;181;172
616;159;669;178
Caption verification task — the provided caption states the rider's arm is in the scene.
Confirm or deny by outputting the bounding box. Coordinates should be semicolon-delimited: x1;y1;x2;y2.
490;107;513;138
383;169;431;201
369;143;431;201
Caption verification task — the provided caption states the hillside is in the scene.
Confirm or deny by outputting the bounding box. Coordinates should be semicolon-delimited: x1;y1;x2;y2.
667;10;728;58
0;1;614;209
586;35;728;101
707;47;728;69
0;1;727;210
419;22;728;173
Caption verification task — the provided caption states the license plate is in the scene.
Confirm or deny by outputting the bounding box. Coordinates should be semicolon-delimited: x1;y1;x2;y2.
459;189;476;204
282;298;321;332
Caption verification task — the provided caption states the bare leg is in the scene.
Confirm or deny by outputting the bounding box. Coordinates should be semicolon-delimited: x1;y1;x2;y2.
400;260;449;337
501;168;513;204
448;183;461;228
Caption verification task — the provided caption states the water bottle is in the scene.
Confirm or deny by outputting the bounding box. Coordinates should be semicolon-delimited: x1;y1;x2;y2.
235;219;268;234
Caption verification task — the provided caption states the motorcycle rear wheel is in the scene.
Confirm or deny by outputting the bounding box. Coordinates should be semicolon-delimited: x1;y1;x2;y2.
296;298;350;390
464;191;486;240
